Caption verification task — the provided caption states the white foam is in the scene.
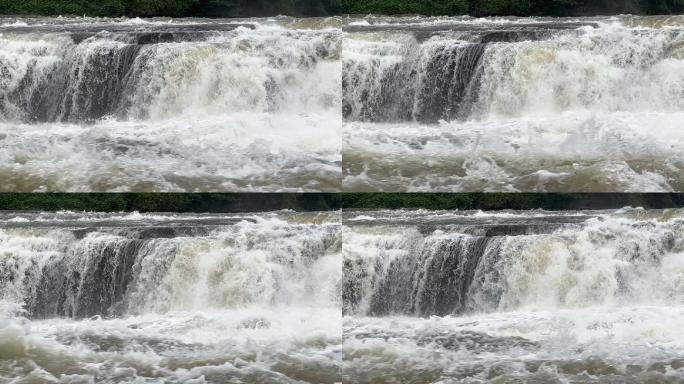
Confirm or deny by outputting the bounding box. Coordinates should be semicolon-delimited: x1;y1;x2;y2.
0;19;341;192
343;18;684;192
0;212;342;382
344;111;684;192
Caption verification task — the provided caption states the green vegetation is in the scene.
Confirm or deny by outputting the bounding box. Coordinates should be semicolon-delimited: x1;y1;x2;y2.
341;0;470;15
343;0;684;16
4;193;684;213
344;193;684;211
0;193;341;212
0;0;342;18
198;0;341;17
1;0;680;17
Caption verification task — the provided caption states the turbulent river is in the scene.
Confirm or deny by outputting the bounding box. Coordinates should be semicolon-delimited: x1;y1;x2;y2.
2;15;683;192
0;17;342;192
343;15;684;192
343;208;684;383
0;211;342;383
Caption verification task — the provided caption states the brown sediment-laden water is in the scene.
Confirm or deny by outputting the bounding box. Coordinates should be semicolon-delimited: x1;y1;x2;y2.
0;211;342;383
342;15;684;192
0;16;342;192
343;208;684;382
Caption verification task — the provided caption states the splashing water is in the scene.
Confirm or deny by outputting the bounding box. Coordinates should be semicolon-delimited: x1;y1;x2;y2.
0;17;342;192
342;16;684;192
0;211;342;383
343;208;684;383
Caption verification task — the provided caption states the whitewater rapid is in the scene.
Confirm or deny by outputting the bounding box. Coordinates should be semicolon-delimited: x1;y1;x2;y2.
3;15;683;192
343;208;684;382
342;15;684;192
0;17;342;192
0;211;342;383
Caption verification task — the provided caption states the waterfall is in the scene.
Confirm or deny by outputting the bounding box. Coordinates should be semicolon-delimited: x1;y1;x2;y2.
343;209;684;383
344;210;684;316
343;20;684;122
1;22;339;122
0;212;342;383
0;17;342;192
0;213;341;318
342;17;684;192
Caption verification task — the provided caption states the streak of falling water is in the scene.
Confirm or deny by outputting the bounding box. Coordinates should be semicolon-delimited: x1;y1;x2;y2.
0;211;342;383
0;16;343;192
343;208;684;383
342;15;684;192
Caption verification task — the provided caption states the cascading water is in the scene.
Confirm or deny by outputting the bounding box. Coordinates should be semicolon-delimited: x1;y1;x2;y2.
0;17;342;192
0;211;342;383
343;208;684;383
342;15;684;192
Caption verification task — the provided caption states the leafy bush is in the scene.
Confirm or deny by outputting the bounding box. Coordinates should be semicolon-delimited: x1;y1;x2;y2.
0;0;127;17
470;0;534;15
342;0;684;15
127;0;198;17
0;193;341;212
1;0;680;16
343;193;684;211
342;0;468;15
0;0;341;17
